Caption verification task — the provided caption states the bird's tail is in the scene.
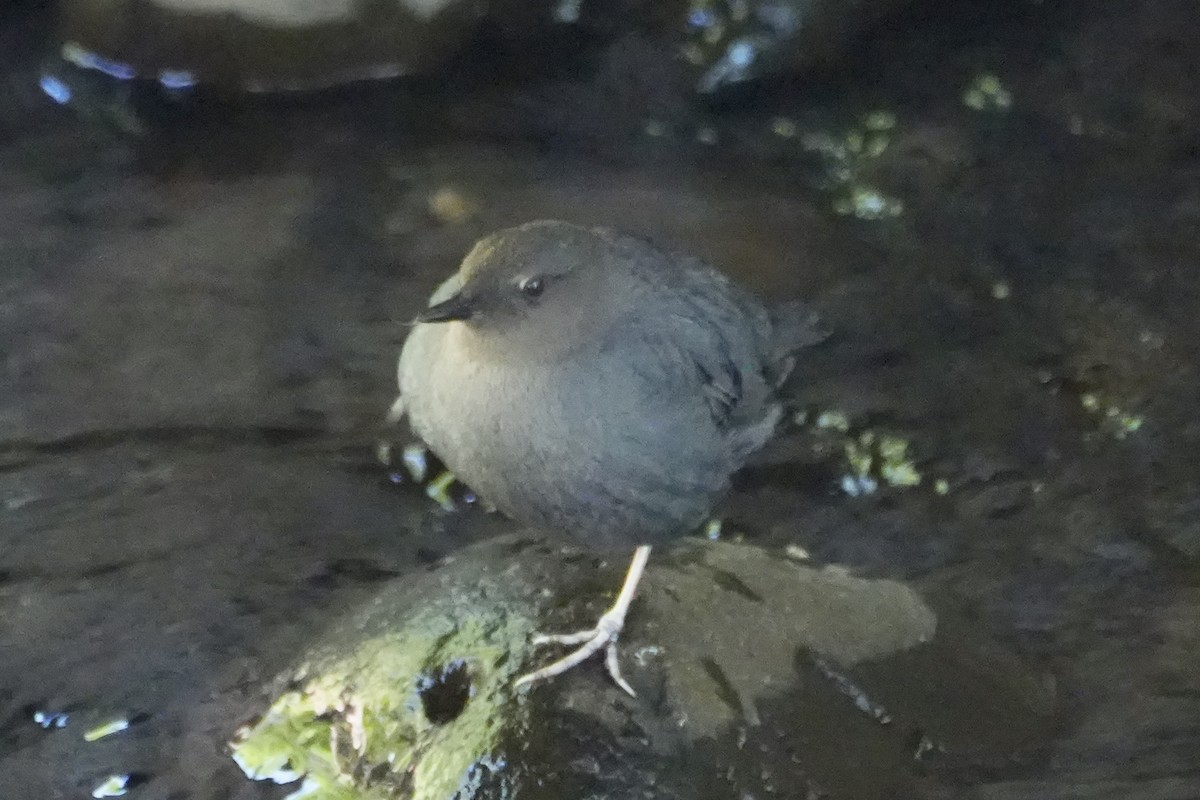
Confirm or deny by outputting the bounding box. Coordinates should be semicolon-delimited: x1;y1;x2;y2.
767;299;830;386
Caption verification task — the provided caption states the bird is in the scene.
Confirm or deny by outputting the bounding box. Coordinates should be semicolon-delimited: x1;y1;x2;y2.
388;220;821;695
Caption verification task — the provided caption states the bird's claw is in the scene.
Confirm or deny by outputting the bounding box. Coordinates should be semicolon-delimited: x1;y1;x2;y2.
515;609;635;696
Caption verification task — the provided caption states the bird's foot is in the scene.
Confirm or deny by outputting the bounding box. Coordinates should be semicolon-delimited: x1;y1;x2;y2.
515;544;651;697
515;603;635;697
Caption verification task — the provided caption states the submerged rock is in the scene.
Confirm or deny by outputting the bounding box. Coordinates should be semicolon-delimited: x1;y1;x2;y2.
671;0;911;93
48;0;913;98
53;0;489;93
231;534;1055;799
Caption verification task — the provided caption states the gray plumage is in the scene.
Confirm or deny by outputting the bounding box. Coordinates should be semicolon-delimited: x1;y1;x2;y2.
395;220;820;549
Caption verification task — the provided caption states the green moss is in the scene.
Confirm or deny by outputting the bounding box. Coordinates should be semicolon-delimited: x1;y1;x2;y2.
231;577;541;799
877;435;921;488
801;410;924;496
963;73;1013;112
425;470;458;512
1079;391;1145;440
82;717;130;742
862;111;897;132
833;186;905;220
815;410;851;433
788;111;905;219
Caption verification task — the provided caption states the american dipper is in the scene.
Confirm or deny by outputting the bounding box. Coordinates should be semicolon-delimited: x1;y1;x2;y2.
390;220;820;695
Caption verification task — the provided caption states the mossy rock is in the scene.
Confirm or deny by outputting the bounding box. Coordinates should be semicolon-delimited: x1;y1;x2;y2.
231;534;1055;799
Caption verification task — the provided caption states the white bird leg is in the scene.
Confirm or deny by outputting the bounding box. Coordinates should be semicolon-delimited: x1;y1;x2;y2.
515;544;652;697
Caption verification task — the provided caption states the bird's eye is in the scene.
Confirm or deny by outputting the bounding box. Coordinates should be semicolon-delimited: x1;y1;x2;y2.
519;276;544;298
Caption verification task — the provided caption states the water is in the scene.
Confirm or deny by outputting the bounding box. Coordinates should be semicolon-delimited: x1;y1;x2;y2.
1;0;1199;797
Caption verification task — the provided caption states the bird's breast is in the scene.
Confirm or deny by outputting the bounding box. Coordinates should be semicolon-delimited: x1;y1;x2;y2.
398;324;732;544
401;324;559;498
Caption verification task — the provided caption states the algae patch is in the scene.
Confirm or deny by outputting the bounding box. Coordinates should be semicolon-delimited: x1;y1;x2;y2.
231;574;540;800
799;408;926;496
963;72;1013;112
1080;391;1144;440
798;111;905;220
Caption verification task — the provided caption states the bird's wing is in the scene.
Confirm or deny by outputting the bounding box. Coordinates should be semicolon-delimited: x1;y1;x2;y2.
673;267;777;427
619;298;769;433
596;226;783;443
692;337;745;428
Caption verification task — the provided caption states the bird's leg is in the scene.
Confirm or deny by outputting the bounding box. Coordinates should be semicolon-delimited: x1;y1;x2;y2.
515;545;652;697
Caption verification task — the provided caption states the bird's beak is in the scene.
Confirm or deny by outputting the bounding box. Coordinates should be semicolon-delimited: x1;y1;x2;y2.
414;292;475;324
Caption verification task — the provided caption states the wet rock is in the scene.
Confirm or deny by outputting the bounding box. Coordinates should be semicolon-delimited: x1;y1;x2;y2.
449;1;920;145
668;0;912;93
518;0;916;95
231;534;1055;799
1146;489;1200;562
53;0;489;92
1048;287;1182;433
48;0;915;101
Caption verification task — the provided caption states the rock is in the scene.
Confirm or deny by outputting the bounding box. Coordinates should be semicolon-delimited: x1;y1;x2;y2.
667;0;913;93
53;0;489;92
48;0;916;98
231;534;1055;799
